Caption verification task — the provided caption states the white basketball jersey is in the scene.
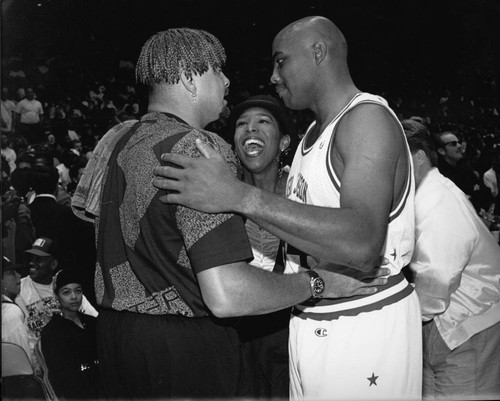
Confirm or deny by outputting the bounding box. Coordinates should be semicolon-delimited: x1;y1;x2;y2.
285;92;415;319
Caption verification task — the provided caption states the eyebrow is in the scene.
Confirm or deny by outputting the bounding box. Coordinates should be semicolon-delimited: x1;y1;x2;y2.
272;51;283;62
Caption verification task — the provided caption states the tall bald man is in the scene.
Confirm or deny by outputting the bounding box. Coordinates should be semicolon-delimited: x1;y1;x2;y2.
153;17;422;400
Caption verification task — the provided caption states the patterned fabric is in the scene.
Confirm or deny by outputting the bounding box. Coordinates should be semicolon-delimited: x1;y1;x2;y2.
96;112;253;317
245;219;281;272
72;120;138;222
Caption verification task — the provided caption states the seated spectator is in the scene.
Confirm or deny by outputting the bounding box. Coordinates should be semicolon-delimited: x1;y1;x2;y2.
402;119;500;400
1;256;32;363
41;269;99;400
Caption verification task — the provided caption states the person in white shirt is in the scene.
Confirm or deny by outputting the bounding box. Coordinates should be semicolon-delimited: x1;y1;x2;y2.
15;87;43;144
1;87;16;135
402;119;500;400
15;237;98;370
1;132;17;173
2;256;31;361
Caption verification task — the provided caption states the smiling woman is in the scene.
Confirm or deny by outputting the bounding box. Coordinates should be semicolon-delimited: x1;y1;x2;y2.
231;95;296;194
228;94;297;398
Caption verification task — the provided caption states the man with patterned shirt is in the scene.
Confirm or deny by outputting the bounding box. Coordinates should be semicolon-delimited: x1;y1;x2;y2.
90;28;389;399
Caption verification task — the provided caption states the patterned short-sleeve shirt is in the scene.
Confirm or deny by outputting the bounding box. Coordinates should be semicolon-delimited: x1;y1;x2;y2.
95;112;253;317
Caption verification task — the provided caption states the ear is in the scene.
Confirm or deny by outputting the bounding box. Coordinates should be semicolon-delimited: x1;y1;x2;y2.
280;135;291;151
51;258;59;271
415;149;427;166
436;147;445;156
179;70;197;97
312;41;327;65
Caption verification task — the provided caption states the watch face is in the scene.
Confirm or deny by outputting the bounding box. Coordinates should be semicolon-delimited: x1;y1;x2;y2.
313;277;325;296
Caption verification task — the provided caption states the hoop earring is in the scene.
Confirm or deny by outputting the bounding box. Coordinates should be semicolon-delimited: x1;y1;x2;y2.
277;146;290;179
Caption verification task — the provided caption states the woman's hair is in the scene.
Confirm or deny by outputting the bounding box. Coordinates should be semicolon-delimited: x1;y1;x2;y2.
136;28;226;85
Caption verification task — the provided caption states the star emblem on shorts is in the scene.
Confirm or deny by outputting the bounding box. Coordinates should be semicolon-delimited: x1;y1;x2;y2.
367;372;378;386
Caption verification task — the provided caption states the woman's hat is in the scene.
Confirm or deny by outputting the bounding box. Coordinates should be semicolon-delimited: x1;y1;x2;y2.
2;256;17;273
229;95;297;137
54;269;83;293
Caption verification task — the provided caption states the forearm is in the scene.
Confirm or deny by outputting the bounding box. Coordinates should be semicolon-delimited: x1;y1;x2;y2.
237;184;382;270
198;262;311;317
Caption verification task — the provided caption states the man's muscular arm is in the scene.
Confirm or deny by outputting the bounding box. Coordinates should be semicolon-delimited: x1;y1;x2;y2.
197;261;389;318
153;105;404;271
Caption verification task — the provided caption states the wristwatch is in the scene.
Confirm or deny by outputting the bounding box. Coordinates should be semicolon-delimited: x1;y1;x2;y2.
306;270;325;298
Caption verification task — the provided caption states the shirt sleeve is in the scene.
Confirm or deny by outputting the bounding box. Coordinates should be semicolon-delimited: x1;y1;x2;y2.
172;130;253;273
2;305;31;359
411;181;476;321
79;296;98;317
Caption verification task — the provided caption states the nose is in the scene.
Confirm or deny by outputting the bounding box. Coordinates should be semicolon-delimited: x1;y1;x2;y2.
270;66;280;85
246;122;257;133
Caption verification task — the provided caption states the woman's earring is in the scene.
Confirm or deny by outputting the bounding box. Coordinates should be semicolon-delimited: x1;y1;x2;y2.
278;147;290;179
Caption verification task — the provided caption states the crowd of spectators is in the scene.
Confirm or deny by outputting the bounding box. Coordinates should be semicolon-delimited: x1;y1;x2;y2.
2;47;499;210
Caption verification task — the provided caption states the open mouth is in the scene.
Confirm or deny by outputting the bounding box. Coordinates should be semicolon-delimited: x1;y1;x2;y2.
243;138;265;157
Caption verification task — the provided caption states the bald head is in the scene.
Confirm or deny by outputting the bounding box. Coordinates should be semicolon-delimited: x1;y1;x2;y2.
270;16;356;114
275;16;348;61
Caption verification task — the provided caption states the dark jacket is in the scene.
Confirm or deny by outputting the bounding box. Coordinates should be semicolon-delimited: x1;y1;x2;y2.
40;313;99;400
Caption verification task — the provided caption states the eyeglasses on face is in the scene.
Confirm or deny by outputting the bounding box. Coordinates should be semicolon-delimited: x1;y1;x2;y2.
443;140;462;147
